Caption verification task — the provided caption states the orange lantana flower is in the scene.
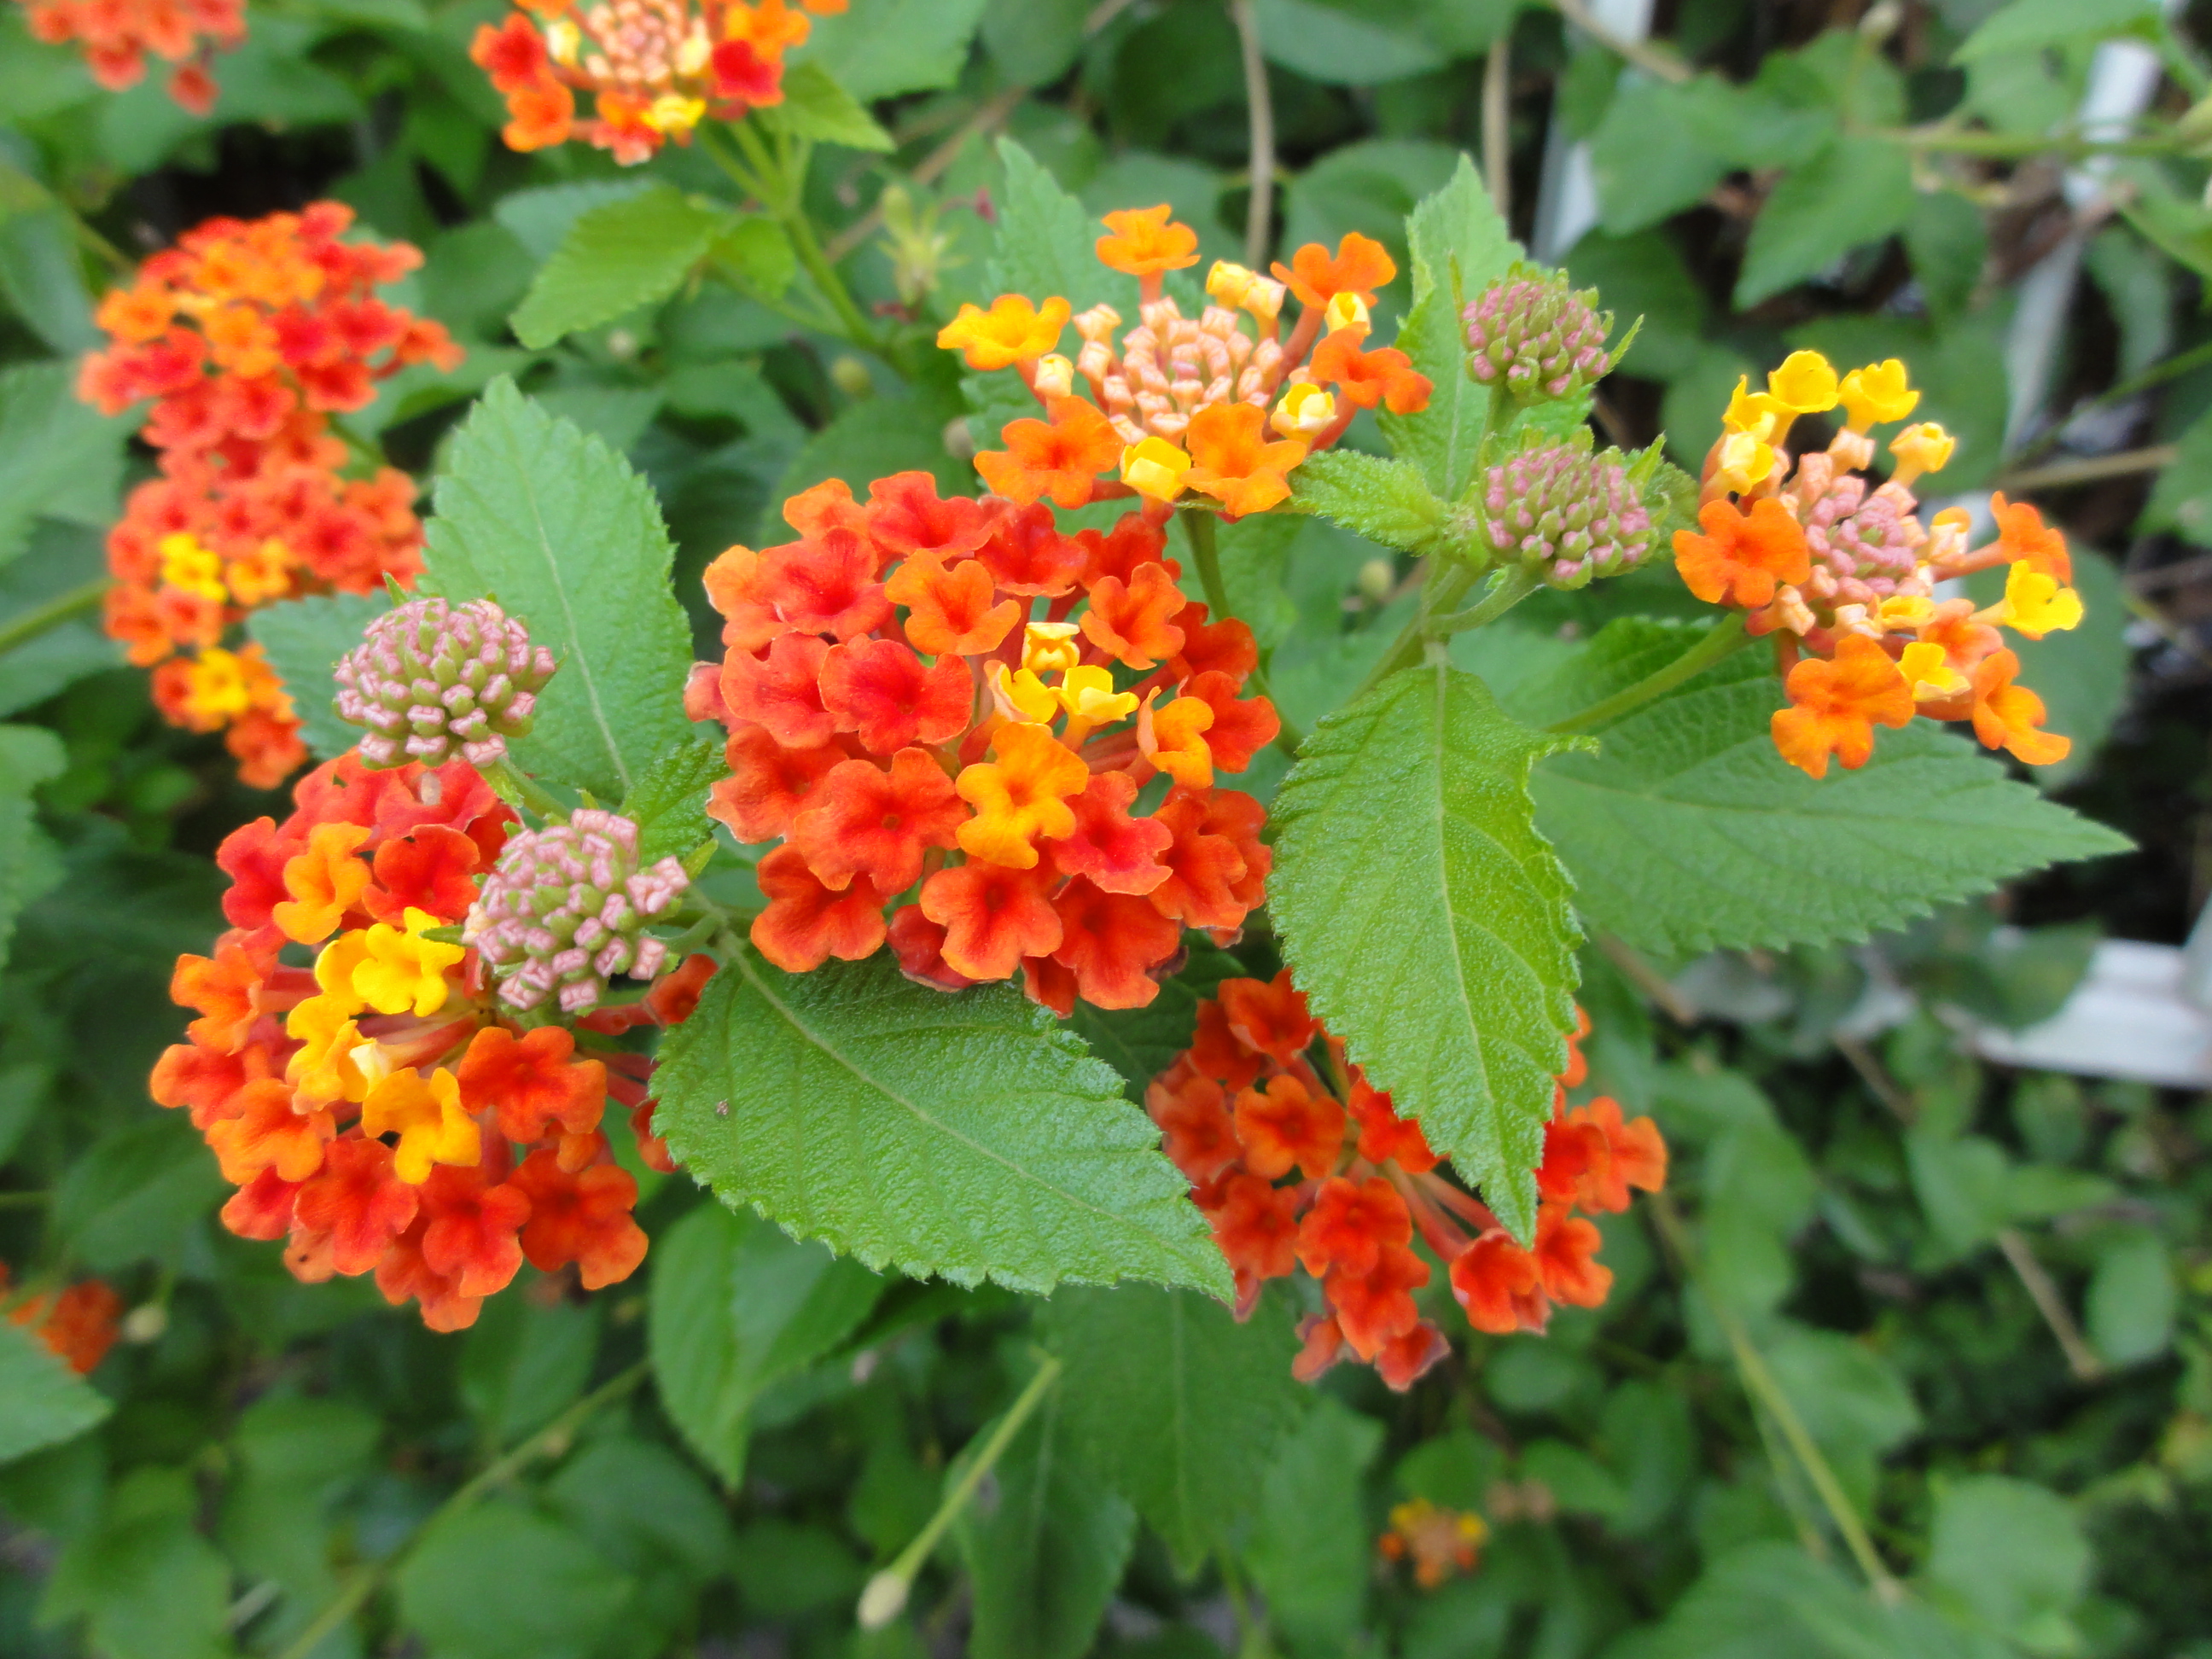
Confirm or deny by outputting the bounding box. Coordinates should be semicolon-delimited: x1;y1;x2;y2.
1970;649;2070;765
1183;402;1308;517
1097;206;1200;276
975;397;1121;509
1769;635;1913;779
1989;492;2072;584
1672;497;1812;608
1309;332;1432;414
937;294;1072;372
955;721;1091;868
1272;231;1396;310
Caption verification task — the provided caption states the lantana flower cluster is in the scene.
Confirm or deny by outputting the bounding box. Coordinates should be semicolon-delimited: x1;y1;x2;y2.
469;0;844;165
1670;352;2084;778
1149;976;1666;1389
1;1266;122;1374
939;212;1432;519
690;471;1280;1013
152;750;708;1330
18;0;242;114
78;203;462;787
1379;1498;1488;1590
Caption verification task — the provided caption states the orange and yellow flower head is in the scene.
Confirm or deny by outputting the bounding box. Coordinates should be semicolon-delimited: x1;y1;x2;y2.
1670;349;2084;778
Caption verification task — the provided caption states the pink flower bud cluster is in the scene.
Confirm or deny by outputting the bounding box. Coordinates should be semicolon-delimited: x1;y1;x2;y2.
335;597;556;770
1464;272;1610;402
464;809;689;1014
1484;445;1654;591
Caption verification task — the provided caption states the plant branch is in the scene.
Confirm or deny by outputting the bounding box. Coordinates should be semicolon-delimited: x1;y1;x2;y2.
822;86;1027;263
482;757;568;823
0;578;108;657
1427;564;1540;636
1995;443;2177;492
1878;123;2177;160
2007;339;2212;469
1229;0;1276;266
1481;33;1511;218
1548;0;1690;83
1349;559;1480;703
1996;1226;2107;1384
1545;614;1750;733
858;1353;1062;1629
271;1361;649;1659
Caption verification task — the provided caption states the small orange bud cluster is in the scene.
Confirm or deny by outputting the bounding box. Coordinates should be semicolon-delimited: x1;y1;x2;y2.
1379;1497;1488;1588
469;0;844;165
691;471;1279;1012
18;0;242;114
940;214;1431;521
154;748;711;1330
1150;988;1665;1391
2;1266;122;1374
78;204;463;787
1672;352;2082;778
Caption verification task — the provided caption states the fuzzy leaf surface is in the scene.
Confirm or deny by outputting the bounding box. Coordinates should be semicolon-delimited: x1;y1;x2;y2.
509;187;734;349
0;722;65;973
766;61;894;150
1270;663;1584;1240
0;1320;111;1462
1044;1284;1305;1572
1529;657;2133;957
653;952;1231;1297
1288;449;1447;552
620;734;726;865
1378;155;1519;501
423;377;696;801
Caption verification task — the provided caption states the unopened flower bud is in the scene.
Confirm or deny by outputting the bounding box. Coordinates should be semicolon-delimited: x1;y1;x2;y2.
943;415;979;463
1031;353;1075;399
1889;422;1955;486
1324;292;1370;335
1121;437;1190;501
1206;259;1284;321
464;809;689;1016
1483;444;1655;590
1356;557;1395;605
334;597;556;771
857;1569;911;1630
830;355;875;399
1271;381;1336;439
1021;620;1082;678
1463;270;1610;402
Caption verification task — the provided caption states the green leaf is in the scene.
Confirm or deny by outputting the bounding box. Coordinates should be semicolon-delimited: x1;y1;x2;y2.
0;1321;110;1464
647;1201;884;1485
1270;663;1586;1240
1044;1284;1306;1571
1953;0;2163;61
1288;450;1448;552
1380;155;1521;503
1278;140;1459;288
53;1115;225;1273
1243;1396;1384;1657
1499;614;1730;730
1647;1540;1976;1659
954;1382;1138;1659
0;521;119;720
424;377;698;800
711;217;798;300
43;1468;232;1659
396;1500;630;1659
620;735;726;865
0;362;131;568
804;0;989;101
0;188;97;355
985;137;1138;314
459;1294;600;1448
0;722;66;974
766;60;894;150
2142;405;2212;549
1925;1476;2092;1647
2087;1227;2175;1366
1528;660;2133;958
1253;0;1447;84
654;953;1231;1295
1588;76;1833;237
245;589;394;761
981;0;1091;87
509;187;736;349
1736;136;1916;308
495;179;655;262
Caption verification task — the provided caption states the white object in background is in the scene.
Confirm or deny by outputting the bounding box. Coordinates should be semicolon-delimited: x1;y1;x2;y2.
2002;9;2180;444
1964;940;2212;1087
1530;0;1656;263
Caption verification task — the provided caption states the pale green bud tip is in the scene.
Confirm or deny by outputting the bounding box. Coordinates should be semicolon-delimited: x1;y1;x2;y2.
856;1569;911;1630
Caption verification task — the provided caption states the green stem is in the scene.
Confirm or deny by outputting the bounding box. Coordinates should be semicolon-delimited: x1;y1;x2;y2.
1425;564;1540;637
702;119;881;353
1545;613;1751;734
1878;124;2180;160
271;1361;649;1659
857;1353;1063;1629
783;196;882;353
482;757;568;824
1348;559;1480;705
2007;338;2212;469
0;578;108;657
1182;509;1304;754
1649;1197;1901;1604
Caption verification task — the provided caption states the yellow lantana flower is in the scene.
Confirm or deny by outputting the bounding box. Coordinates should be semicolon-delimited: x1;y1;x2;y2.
1838;359;1918;431
350;906;466;1017
936;294;1073;371
360;1066;479;1185
2000;562;2084;640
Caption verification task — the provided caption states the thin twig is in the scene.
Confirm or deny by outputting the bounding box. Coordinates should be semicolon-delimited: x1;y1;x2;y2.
822;86;1027;263
1834;1033;1916;1124
0;577;108;657
1598;935;1697;1026
1995;1227;2107;1383
1549;0;1690;82
1229;0;1276;267
2129;551;2212;594
2007;339;2212;469
1995;444;2178;492
1481;35;1511;219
